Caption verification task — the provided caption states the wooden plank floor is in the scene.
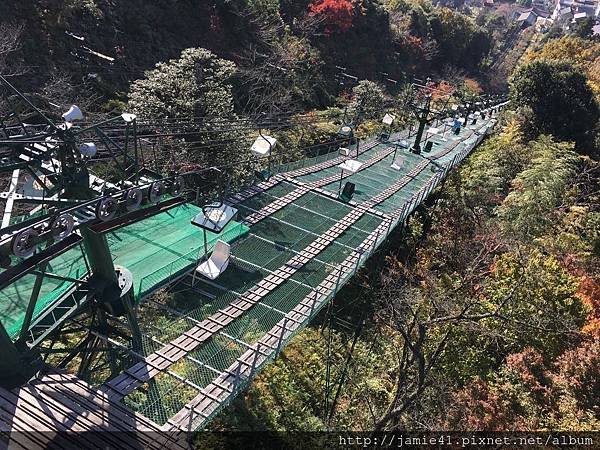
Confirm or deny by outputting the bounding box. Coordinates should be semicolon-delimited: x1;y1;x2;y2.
0;372;188;450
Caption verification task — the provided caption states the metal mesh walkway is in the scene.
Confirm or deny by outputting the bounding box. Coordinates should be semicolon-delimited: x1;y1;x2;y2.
96;117;498;429
0;111;502;441
0;203;249;339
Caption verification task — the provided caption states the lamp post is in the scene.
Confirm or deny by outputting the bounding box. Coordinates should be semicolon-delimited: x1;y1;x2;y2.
337;159;362;195
251;132;277;182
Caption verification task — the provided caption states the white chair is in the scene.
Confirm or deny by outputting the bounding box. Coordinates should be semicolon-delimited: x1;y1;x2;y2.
391;157;405;171
196;240;231;280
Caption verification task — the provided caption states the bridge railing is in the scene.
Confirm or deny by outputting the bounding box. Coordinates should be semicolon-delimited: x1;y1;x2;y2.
168;118;501;431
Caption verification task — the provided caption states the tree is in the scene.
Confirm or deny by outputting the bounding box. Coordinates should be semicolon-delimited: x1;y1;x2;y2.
128;48;242;171
0;22;23;76
350;80;385;122
428;8;491;71
496;135;579;240
574;16;595;39
509;60;600;154
308;0;355;36
128;47;236;120
445;340;600;431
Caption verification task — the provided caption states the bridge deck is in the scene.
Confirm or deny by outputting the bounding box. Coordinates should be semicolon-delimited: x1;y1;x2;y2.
0;113;500;445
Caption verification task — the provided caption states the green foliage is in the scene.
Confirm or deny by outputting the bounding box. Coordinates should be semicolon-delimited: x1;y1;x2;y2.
128;47;236;120
462;120;530;214
211;327;397;432
484;250;585;357
496;135;579;240
510;60;600;154
574;16;595;39
247;0;281;16
428;8;491;71
350;80;386;122
63;0;103;20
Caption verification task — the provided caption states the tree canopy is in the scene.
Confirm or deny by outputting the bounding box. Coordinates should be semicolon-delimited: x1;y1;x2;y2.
128;47;236;120
510;60;600;155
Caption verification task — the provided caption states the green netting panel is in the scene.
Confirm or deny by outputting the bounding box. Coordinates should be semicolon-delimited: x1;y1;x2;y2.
239;209;317;250
236;181;297;211
0;246;86;339
292;144;388;184
233;233;301;272
295;165;340;184
374;166;439;213
0;203;248;340
122;371;201;426
273;151;339;175
256;191;374;235
292;191;352;219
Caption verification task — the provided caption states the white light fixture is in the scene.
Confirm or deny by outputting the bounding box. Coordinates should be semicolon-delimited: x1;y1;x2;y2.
62;105;83;122
338;159;362;173
338;124;353;138
121;113;137;123
427;127;440;135
339;147;351;157
382;113;395;126
251;135;277;156
79;142;97;157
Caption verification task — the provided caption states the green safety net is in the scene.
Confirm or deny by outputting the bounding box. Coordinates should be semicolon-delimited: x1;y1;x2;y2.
0;116;495;426
0;203;249;339
115;118;498;427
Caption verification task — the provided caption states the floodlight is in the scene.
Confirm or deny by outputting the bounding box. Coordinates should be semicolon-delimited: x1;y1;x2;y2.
338;159;362;194
382;113;395;126
339;147;351;157
399;140;409;149
338;159;362;173
251;135;277;156
337;124;354;138
79;142;97;157
121;113;136;123
62;105;83;122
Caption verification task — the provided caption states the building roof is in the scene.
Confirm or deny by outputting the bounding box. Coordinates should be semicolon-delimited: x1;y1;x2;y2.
518;10;537;21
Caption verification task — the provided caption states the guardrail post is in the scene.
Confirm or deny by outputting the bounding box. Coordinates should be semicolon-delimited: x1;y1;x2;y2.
250;342;262;376
310;288;321;317
187;405;195;436
370;225;381;255
276;317;288;356
333;265;343;294
233;360;242;389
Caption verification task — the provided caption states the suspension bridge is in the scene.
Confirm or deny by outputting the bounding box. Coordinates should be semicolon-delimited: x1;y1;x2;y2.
0;74;506;447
